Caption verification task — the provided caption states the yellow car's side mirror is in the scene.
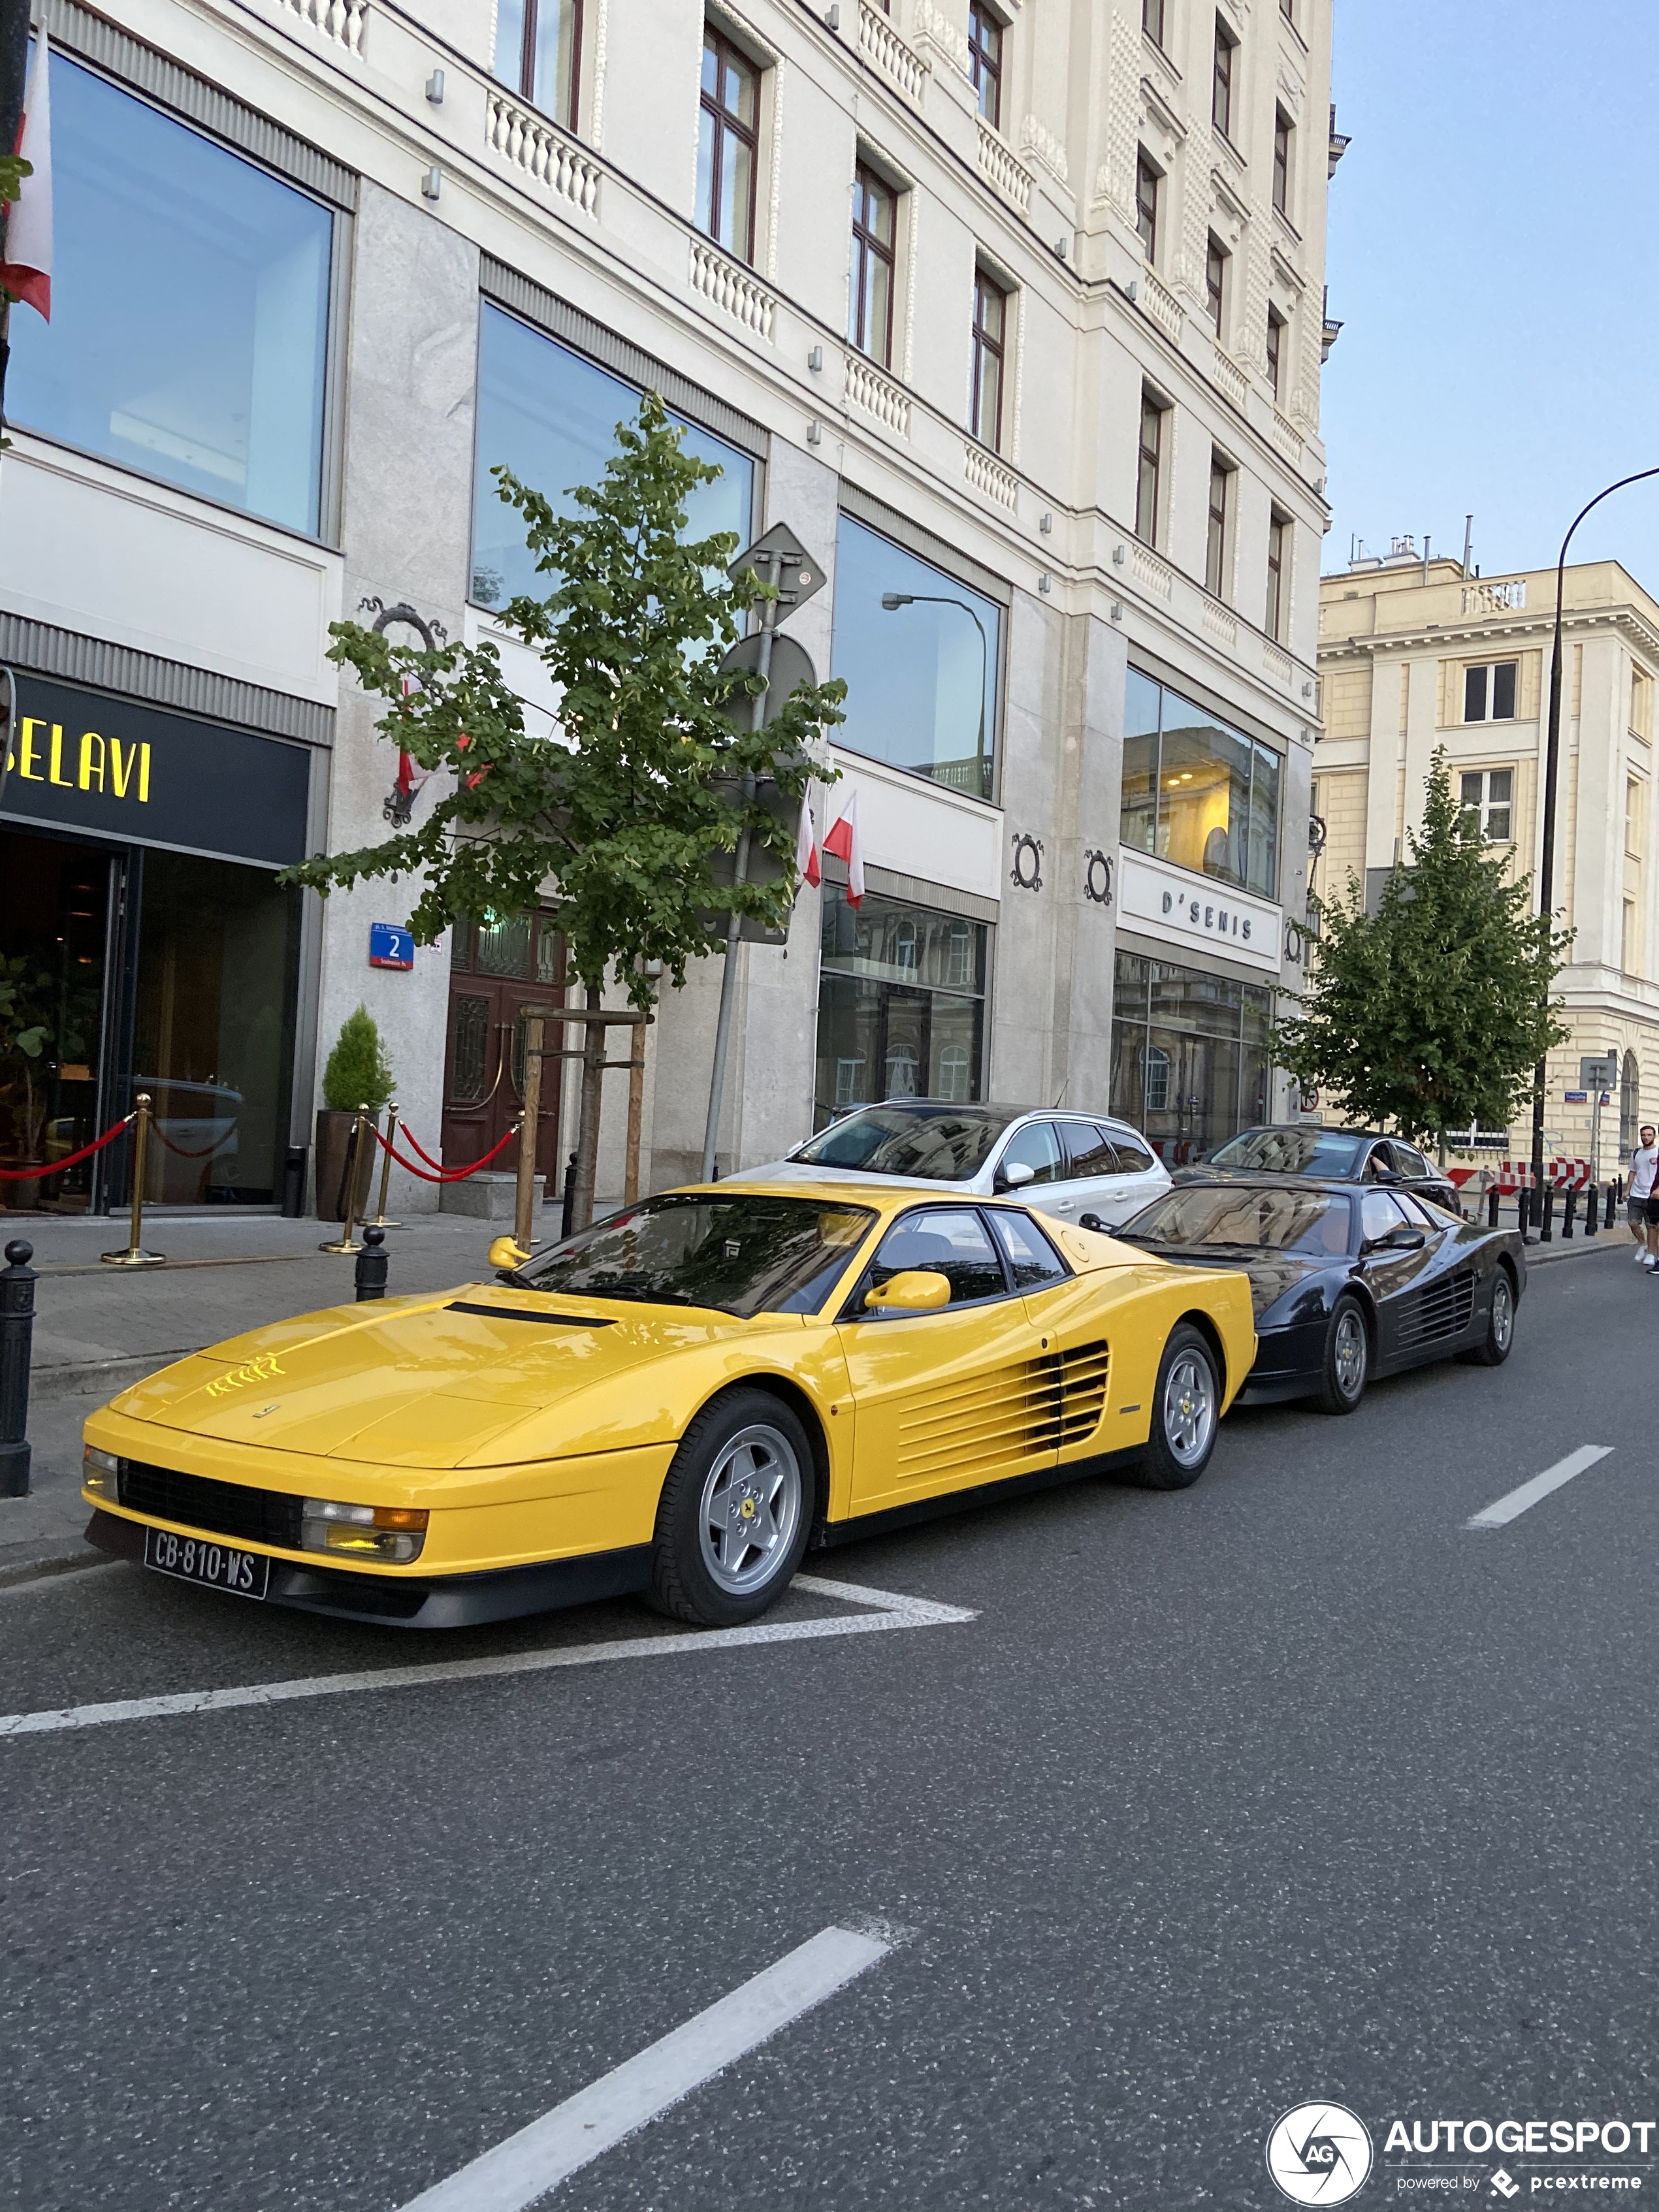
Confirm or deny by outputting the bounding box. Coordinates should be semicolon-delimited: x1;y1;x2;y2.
864;1268;952;1315
487;1235;532;1273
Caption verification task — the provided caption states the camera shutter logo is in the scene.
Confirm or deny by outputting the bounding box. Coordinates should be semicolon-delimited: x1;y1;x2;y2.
1265;2102;1373;2205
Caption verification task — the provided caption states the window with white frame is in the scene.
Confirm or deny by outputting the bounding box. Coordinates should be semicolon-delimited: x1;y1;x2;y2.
1205;450;1233;599
1464;661;1518;722
1135;150;1161;262
1265;507;1290;640
1205;234;1228;338
1459;767;1513;843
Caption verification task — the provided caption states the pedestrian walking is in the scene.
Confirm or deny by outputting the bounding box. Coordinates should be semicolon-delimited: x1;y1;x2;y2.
1629;1124;1659;1268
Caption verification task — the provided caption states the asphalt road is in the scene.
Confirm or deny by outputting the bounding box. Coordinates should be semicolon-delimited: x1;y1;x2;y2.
3;1240;1654;2211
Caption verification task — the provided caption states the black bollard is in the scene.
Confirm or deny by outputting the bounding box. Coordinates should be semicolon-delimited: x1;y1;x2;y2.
1586;1184;1598;1236
1541;1185;1555;1242
355;1223;388;1302
1;1240;37;1498
560;1150;578;1240
1564;1188;1578;1238
1487;1185;1500;1228
1608;1183;1618;1229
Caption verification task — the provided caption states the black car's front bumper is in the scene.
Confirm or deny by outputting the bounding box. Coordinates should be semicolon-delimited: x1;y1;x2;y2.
85;1509;652;1629
1232;1317;1328;1404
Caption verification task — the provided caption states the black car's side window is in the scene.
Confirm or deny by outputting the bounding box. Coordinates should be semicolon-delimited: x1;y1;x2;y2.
1395;1191;1445;1232
1361;1190;1409;1243
989;1208;1070;1289
862;1208;1008;1309
1362;1145;1396;1181
1394;1144;1433;1181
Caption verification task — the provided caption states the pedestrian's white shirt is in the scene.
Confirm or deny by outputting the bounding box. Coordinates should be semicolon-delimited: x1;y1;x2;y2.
1632;1146;1659;1199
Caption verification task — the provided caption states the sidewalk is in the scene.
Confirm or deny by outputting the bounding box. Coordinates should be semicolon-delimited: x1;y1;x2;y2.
0;1211;520;1584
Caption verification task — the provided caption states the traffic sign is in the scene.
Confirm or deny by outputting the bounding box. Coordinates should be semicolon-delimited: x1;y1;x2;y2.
716;632;818;722
1581;1053;1620;1092
728;522;826;610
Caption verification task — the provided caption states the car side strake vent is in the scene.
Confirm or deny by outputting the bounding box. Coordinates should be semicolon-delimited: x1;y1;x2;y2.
1396;1272;1475;1350
1032;1340;1110;1451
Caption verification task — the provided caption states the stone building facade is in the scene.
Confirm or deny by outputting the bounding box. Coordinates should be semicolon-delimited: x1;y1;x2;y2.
1315;550;1659;1178
0;0;1334;1217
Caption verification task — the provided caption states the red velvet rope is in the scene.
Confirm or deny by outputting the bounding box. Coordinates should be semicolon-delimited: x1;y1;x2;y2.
0;1115;135;1181
396;1123;447;1170
151;1124;237;1162
368;1121;519;1183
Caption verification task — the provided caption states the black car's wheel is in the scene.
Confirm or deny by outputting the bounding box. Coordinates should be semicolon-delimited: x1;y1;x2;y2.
1135;1324;1220;1490
1313;1294;1370;1415
647;1388;816;1627
1457;1266;1516;1368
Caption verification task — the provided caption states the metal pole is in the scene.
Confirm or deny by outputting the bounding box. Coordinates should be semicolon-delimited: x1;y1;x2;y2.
370;1100;401;1230
319;1104;368;1254
1532;468;1659;1225
626;1035;645;1205
0;1236;35;1497
702;547;781;1183
515;1012;545;1252
101;1095;166;1266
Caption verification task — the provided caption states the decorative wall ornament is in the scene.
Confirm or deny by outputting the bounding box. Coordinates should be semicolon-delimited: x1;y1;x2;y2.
1083;848;1114;906
1010;833;1044;893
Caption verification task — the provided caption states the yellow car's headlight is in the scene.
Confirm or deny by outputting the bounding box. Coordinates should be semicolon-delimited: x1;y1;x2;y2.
83;1445;120;1501
301;1498;428;1564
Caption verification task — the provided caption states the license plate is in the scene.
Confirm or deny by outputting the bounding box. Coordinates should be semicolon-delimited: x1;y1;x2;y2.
143;1526;270;1600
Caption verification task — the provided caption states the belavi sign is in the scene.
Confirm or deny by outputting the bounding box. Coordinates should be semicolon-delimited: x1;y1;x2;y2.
1;675;312;867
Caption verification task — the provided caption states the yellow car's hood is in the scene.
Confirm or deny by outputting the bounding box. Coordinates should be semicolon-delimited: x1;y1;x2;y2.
109;1286;797;1469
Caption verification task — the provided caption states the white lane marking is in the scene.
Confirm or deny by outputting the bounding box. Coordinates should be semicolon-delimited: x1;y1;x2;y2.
0;1575;974;1740
1465;1445;1615;1530
396;1925;892;2212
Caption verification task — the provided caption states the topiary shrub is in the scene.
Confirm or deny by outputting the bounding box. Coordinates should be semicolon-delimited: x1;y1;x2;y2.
321;1004;395;1113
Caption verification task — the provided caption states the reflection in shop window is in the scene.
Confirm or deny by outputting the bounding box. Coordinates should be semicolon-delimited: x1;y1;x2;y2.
472;304;752;611
814;885;989;1128
8;56;332;534
1118;667;1281;898
831;514;1003;802
1145;1044;1170;1114
1111;947;1272;1163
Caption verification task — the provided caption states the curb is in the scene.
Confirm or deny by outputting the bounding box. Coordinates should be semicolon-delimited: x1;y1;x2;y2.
1524;1236;1627;1266
29;1353;182;1404
0;1546;115;1593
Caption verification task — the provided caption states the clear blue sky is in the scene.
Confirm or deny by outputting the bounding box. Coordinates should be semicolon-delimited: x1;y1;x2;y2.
1322;1;1659;586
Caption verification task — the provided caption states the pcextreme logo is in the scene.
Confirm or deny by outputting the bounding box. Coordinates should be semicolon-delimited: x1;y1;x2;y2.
1267;2103;1376;2204
204;1354;285;1399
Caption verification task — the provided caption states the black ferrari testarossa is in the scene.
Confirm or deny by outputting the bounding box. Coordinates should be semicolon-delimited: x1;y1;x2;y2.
1103;1174;1526;1415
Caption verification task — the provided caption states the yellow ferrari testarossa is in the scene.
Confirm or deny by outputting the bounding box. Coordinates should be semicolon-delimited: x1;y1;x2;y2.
81;1182;1255;1629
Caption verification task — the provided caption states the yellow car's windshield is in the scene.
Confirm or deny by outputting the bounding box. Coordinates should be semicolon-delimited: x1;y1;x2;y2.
518;1194;877;1317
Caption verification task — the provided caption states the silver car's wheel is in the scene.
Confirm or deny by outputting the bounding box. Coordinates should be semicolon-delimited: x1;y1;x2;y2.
1490;1272;1514;1351
698;1423;803;1595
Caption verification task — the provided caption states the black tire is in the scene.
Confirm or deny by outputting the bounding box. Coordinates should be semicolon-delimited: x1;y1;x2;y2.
1457;1265;1516;1368
1134;1323;1221;1490
647;1388;816;1627
1313;1294;1370;1415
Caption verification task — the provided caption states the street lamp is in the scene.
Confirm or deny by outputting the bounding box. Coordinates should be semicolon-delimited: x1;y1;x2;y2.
1528;467;1659;1225
880;591;990;797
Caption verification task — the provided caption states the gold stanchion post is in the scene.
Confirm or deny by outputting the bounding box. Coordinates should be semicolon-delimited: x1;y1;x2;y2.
319;1103;368;1255
369;1099;402;1231
101;1093;167;1267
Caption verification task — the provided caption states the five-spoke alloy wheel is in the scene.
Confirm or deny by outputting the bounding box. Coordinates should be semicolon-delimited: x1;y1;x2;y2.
1315;1294;1371;1415
650;1388;816;1626
1138;1324;1221;1490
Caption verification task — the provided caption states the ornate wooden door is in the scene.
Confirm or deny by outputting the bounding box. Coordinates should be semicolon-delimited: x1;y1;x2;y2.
442;913;565;1179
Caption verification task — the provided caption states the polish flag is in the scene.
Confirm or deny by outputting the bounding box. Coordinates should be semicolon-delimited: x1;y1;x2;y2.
794;793;820;890
0;33;52;323
822;791;865;908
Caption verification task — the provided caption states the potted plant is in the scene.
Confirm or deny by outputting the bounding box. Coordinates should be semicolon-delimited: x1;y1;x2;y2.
314;1005;395;1222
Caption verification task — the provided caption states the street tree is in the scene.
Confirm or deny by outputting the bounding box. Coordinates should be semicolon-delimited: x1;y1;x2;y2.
283;393;845;1225
1273;747;1571;1146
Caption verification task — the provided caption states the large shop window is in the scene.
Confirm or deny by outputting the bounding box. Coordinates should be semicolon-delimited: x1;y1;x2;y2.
814;884;988;1128
471;304;753;609
1110;950;1271;1164
1121;667;1281;898
8;55;332;534
830;515;1003;802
